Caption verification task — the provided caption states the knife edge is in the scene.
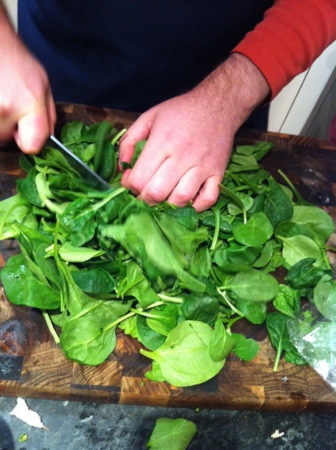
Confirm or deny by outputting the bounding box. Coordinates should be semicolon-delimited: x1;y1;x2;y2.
49;134;111;191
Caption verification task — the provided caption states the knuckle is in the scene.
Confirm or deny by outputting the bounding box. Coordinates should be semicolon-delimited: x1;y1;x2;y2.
198;189;220;209
124;173;144;195
171;190;192;205
143;185;167;204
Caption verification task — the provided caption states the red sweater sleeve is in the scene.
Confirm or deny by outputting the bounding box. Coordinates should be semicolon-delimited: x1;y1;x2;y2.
233;0;336;99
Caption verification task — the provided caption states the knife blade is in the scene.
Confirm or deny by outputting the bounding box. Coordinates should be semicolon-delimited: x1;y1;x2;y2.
49;134;111;191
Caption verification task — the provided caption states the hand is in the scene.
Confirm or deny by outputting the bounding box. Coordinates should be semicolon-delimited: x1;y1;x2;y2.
119;53;270;212
119;93;233;212
0;6;56;153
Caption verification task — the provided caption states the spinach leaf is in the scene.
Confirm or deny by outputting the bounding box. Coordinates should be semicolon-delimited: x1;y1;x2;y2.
278;235;324;269
231;333;259;361
140;321;226;387
71;268;116;295
273;284;301;318
209;319;235;361
266;312;298;371
232;211;273;246
225;269;279;303
181;293;219;325
116;261;161;308
292;205;334;245
60;299;132;365
147;417;197;450
313;275;336;321
264;178;293;227
0;253;61;309
145;303;178;337
136;315;167;350
0;194;37;239
286;257;327;289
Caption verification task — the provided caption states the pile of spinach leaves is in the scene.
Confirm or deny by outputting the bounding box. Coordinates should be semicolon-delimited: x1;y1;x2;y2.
0;120;335;387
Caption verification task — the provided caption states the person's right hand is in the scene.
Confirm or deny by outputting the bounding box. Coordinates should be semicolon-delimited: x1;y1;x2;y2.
0;7;56;153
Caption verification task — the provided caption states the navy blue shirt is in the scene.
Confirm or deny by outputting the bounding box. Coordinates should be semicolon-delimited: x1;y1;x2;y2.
18;0;272;126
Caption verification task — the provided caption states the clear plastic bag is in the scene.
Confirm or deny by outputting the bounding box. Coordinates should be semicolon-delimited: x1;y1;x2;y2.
287;303;336;390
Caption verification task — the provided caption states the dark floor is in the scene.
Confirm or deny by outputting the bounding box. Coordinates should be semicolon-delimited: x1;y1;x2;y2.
0;396;335;450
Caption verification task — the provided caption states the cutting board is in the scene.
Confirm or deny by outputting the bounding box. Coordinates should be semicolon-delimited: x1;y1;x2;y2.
1;103;336;412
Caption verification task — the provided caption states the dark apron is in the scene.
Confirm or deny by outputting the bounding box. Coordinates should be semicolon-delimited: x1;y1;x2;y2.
18;0;272;128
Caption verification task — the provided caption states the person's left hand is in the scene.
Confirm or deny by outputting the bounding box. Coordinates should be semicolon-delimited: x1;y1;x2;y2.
118;53;270;212
118;91;233;212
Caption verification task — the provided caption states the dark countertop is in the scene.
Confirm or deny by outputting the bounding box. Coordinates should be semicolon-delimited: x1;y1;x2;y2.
1;396;336;450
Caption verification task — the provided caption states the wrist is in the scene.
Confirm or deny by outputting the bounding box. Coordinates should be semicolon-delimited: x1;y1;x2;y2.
192;53;270;134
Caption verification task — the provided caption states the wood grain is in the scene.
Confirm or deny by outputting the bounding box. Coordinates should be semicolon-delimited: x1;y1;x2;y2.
1;103;336;411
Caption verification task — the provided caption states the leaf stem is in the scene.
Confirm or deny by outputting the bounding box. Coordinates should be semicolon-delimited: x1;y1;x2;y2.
111;128;127;145
42;311;60;344
217;288;244;317
157;293;183;303
210;207;221;251
273;346;282;372
103;300;165;332
277;169;306;204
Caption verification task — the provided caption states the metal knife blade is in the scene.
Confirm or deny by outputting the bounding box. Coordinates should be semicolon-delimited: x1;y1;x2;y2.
49;134;111;191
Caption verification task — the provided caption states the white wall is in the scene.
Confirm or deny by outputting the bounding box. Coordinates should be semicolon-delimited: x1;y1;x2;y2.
268;41;336;138
2;0;17;28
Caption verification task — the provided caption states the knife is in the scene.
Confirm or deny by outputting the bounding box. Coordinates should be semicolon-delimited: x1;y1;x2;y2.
49;134;111;191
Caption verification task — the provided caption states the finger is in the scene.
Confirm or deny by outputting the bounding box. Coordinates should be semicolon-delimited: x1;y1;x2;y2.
121;140;170;195
136;157;189;205
118;111;153;165
166;166;207;208
192;176;221;212
47;88;57;132
15;102;53;154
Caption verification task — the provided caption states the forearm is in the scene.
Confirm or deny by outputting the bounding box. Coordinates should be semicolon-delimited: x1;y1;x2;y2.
0;1;55;152
0;1;24;66
191;53;270;134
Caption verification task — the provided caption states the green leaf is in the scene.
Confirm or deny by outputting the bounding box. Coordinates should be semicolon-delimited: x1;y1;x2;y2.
71;268;116;295
60;300;132;365
140;321;226;387
181;293;219;325
209;319;235;361
137;316;166;351
0;194;37;239
313;275;336;321
273;284;301;317
264;178;293;227
231;333;259;361
147;417;197;450
278;235;324;268
116;261;161;308
266;312;296;371
146;304;178;337
0;253;61;309
58;242;105;262
292;205;334;244
227;269;279;302
232;211;273;246
286;257;327;289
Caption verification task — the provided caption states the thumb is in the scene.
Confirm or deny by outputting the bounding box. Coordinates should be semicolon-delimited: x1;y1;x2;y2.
15;100;56;154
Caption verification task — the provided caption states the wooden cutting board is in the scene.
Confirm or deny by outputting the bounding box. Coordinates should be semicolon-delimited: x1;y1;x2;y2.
1;103;336;412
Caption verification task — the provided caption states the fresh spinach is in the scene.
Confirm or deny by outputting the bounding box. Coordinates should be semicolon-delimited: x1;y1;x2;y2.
147;417;197;450
0;120;334;387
